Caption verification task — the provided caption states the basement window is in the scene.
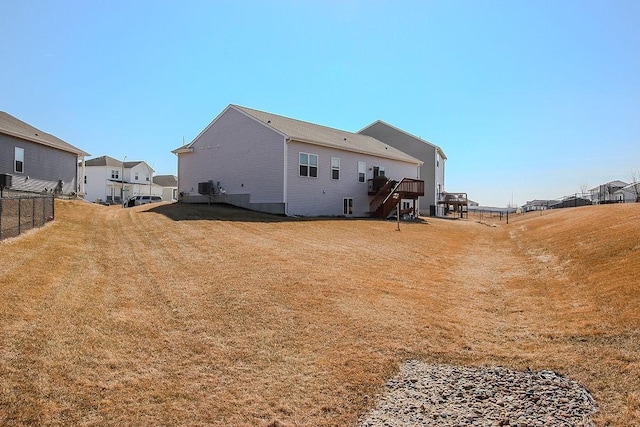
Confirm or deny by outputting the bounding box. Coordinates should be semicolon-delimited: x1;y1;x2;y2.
14;147;24;173
299;152;318;178
343;198;353;215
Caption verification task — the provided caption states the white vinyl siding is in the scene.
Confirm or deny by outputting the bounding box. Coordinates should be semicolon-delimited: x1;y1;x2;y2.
286;140;419;217
176;106;285;205
359;121;444;215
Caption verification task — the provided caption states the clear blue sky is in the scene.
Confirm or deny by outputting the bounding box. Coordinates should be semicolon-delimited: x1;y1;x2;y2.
2;0;639;207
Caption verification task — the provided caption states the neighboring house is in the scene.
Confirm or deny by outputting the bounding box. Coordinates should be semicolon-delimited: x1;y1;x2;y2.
522;199;551;212
0;111;89;195
153;174;178;201
613;182;640;203
173;105;424;217
549;195;592;209
358;120;446;216
589;180;628;204
82;155;162;204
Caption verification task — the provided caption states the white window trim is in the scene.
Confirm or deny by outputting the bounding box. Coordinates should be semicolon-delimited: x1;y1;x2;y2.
331;157;340;180
14;147;24;173
358;161;366;183
299;152;318;178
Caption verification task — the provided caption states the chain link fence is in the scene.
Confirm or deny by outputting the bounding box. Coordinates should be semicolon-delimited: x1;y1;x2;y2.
0;194;55;240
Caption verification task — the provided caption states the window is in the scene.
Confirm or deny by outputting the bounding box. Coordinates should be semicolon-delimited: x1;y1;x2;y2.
299;152;318;177
437;154;440;168
111;170;119;179
145;174;150;182
135;172;139;180
14;147;24;173
373;166;385;178
343;198;353;215
358;161;366;183
331;157;340;180
84;176;87;184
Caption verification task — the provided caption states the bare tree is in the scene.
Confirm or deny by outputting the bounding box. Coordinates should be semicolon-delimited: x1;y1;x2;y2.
579;183;589;198
630;170;640;203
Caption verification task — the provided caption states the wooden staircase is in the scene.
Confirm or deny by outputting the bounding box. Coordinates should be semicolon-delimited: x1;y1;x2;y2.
369;178;424;219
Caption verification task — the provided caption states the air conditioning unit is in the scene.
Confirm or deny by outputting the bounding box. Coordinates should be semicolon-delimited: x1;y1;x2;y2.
0;174;12;188
198;181;213;195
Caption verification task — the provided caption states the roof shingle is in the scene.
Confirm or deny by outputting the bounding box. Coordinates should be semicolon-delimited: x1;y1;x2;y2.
232;105;422;164
0;111;89;156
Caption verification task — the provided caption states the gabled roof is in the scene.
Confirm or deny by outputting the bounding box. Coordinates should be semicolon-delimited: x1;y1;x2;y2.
358;120;447;160
153;174;178;187
83;156;154;171
0;111;90;156
589;180;628;191
234;105;420;163
614;182;640;192
84;155;123;167
175;105;422;165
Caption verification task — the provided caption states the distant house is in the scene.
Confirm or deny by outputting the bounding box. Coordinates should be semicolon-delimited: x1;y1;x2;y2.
173;105;424;217
153;174;178;202
549;195;592;209
358;120;446;216
0;111;89;195
82;155;162;204
522;199;551;212
589;180;628;204
613;182;640;203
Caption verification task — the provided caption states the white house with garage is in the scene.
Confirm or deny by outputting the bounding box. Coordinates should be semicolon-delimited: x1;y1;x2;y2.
173;105;425;217
82;155;163;204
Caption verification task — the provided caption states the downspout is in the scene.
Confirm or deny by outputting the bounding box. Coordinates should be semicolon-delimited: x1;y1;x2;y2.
283;137;290;216
80;156;86;196
416;164;421;216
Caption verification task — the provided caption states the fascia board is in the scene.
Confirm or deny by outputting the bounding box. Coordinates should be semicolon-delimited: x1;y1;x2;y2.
358;119;446;159
0;128;90;156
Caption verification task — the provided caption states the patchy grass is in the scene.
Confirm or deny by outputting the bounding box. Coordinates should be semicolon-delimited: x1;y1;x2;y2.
0;200;638;426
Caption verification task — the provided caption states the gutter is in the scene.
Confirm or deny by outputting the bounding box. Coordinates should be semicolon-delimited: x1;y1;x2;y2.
288;137;422;165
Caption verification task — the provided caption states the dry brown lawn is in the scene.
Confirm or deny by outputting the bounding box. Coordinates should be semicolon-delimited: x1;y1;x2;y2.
0;200;638;426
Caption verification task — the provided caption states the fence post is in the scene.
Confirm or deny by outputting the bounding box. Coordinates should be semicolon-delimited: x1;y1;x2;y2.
18;197;21;235
33;197;36;229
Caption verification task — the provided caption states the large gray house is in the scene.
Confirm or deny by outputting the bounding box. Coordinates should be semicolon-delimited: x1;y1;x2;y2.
358;120;446;216
0;112;89;195
173;105;426;217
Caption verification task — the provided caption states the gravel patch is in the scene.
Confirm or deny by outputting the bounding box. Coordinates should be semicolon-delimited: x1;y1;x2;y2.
358;360;597;426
